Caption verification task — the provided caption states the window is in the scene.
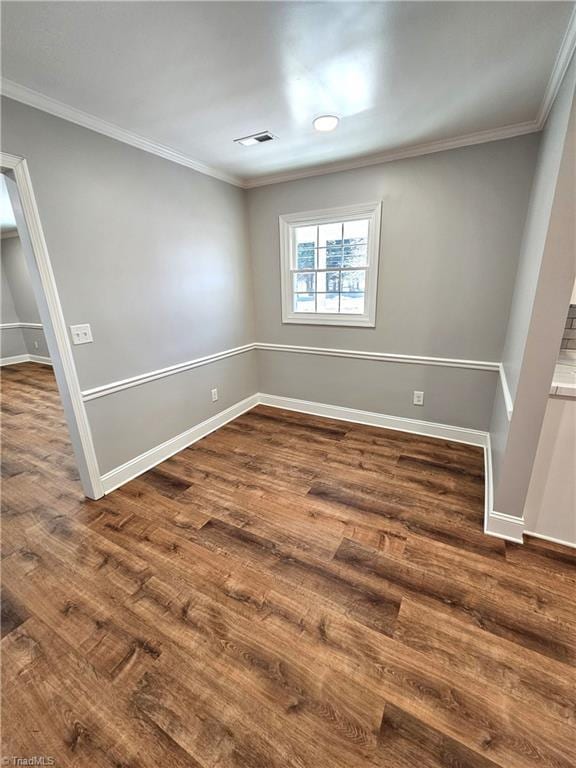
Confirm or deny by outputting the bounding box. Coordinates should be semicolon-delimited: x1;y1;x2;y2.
279;201;381;326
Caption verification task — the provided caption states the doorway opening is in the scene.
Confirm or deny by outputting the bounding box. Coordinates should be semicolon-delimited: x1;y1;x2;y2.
1;155;102;499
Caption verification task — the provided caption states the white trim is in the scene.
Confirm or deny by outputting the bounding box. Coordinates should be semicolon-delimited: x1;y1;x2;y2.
1;354;31;366
482;433;525;543
1;79;243;189
82;343;255;401
258;393;489;447
0;353;51;366
243;121;539;188
279;202;381;328
257;343;500;371
79;342;499;402
1;152;103;499
2;6;573;192
100;393;259;494
537;7;576;127
484;509;525;544
522;530;576;550
0;322;43;330
499;364;514;420
29;354;51;365
99;391;489;495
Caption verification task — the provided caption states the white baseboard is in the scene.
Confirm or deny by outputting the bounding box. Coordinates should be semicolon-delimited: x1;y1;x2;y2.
0;353;51;367
0;354;30;366
100;393;259;494
258;393;490;447
484;509;525;544
101;390;528;547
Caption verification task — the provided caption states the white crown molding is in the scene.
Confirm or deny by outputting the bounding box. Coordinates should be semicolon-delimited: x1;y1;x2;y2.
1;79;244;188
0;322;43;330
80;341;499;402
3;0;574;194
537;5;576;128
3;4;573;195
242;121;540;188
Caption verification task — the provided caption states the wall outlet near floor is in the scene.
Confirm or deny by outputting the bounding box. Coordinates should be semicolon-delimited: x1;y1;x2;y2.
33;341;39;350
211;387;219;402
70;323;93;345
413;390;424;406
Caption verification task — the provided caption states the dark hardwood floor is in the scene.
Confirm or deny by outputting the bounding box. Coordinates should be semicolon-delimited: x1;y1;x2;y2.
2;362;575;767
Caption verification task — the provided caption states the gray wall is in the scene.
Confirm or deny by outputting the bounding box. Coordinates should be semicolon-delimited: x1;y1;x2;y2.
1;234;49;357
523;397;575;544
248;134;539;429
258;350;497;431
89;351;258;476
0;94;551;484
491;54;576;519
1;97;256;475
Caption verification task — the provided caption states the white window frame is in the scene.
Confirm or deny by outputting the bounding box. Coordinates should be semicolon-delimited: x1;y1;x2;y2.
279;201;381;327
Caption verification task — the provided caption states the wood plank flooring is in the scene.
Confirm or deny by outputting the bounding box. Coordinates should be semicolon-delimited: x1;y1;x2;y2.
2;362;575;767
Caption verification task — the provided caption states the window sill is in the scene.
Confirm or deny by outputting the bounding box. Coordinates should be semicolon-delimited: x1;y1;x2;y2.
282;314;375;328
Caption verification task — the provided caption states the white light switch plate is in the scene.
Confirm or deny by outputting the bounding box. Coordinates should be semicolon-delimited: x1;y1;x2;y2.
70;323;93;345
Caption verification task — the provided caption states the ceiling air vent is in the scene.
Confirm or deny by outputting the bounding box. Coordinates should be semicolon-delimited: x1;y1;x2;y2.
234;131;276;147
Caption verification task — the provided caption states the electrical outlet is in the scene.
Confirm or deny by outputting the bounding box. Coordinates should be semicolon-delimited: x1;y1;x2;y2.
70;324;93;345
33;341;39;350
211;387;218;402
413;390;424;406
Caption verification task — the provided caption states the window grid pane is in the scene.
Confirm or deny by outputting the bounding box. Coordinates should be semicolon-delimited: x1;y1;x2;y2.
290;217;371;317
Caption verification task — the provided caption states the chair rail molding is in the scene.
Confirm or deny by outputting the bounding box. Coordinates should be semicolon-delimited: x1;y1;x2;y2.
81;342;501;402
0;321;43;330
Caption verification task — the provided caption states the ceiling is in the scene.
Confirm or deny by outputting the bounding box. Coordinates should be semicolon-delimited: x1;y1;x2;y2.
1;2;575;187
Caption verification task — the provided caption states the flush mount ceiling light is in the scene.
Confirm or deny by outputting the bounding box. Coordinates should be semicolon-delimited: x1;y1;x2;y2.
313;115;340;132
234;131;276;147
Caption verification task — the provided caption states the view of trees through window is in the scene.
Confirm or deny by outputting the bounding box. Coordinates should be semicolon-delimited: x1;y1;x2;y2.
292;219;369;314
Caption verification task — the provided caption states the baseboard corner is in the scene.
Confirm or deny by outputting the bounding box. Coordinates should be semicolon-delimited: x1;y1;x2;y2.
100;392;259;494
484;509;525;544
